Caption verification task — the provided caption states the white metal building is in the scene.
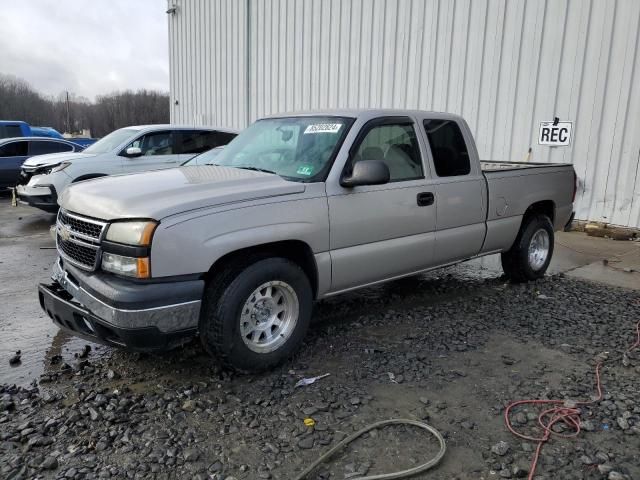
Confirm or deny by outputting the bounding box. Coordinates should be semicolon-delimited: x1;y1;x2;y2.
168;0;640;229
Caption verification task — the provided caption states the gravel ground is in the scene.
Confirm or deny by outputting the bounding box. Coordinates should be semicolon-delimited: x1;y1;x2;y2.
1;272;639;480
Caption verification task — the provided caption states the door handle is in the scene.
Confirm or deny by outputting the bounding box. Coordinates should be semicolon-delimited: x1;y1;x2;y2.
417;192;434;207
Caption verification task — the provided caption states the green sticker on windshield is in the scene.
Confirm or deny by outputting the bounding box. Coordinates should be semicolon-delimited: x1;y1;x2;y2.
296;164;314;176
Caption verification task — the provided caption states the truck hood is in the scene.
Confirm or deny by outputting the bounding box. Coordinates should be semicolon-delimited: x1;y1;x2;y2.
59;165;307;220
22;152;96;169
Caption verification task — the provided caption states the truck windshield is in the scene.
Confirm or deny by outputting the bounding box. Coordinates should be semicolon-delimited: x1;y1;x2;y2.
83;128;140;155
211;116;354;182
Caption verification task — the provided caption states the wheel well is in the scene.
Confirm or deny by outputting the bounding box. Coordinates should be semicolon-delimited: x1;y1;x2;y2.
523;200;555;225
72;174;107;183
205;240;319;298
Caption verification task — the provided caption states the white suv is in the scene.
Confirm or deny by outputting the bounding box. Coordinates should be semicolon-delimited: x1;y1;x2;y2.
15;125;237;212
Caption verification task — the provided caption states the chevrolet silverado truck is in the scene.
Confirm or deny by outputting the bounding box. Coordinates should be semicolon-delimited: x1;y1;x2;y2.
39;110;576;371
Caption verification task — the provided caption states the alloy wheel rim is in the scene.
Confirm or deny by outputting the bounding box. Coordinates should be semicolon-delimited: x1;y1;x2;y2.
240;281;299;353
528;228;550;271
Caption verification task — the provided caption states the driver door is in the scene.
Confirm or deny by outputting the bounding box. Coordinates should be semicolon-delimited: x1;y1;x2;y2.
120;130;181;172
326;117;437;293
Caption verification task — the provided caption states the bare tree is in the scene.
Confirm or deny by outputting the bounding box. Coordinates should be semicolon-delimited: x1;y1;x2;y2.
0;74;169;137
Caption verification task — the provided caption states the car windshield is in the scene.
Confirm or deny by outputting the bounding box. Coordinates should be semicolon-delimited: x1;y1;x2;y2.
83;128;140;155
211;116;354;182
182;146;225;166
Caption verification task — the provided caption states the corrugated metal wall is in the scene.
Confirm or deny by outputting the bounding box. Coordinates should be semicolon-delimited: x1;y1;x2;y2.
168;0;640;228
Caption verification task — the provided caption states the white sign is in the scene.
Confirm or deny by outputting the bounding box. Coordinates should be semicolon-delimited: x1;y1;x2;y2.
539;121;572;146
304;123;342;134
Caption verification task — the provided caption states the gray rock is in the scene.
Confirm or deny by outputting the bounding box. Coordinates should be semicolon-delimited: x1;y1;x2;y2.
512;462;529;478
298;436;314;449
580;420;595;432
616;416;629;430
491;441;510;456
40;456;58;470
184;448;200;462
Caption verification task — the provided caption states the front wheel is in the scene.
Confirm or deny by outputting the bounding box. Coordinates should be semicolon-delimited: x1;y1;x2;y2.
200;257;313;371
501;214;554;282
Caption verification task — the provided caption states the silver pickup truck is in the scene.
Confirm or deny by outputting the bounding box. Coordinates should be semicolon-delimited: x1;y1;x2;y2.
39;110;575;371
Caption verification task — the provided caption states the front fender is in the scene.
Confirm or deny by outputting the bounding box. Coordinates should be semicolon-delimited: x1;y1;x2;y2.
149;197;330;278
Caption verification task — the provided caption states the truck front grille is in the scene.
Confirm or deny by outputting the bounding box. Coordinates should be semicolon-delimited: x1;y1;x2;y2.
58;210;103;239
56;209;107;271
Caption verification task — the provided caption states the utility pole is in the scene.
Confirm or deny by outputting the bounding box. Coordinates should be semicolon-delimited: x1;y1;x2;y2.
65;91;70;134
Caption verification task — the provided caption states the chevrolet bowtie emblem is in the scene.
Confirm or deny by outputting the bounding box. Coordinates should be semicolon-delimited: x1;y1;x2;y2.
58;225;72;242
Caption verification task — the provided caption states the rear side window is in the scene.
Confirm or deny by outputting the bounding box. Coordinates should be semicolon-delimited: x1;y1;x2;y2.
423;119;470;177
177;130;237;154
0;125;24;139
352;123;423;181
29;141;74;155
0;141;28;157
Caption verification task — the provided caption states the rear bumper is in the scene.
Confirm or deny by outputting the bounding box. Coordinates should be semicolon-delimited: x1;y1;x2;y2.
39;259;204;351
15;184;59;212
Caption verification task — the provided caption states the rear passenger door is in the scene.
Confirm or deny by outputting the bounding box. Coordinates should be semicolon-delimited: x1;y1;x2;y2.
420;117;487;265
0;140;29;187
120;130;181;173
176;129;237;162
327;117;437;292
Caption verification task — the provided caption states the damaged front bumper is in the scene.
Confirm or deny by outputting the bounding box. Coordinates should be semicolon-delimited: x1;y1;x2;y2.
38;259;204;351
15;183;59;212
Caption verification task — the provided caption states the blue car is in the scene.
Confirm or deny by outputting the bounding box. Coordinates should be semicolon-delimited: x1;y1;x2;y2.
0;137;84;190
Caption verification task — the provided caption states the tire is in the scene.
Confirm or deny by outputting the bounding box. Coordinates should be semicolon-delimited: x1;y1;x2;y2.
199;257;313;371
501;214;554;282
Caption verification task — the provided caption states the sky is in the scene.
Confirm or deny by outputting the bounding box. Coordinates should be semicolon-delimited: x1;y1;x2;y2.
0;0;169;100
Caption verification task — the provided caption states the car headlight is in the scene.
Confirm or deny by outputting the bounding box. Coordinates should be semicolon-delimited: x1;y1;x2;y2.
49;161;72;173
105;220;157;246
101;253;150;279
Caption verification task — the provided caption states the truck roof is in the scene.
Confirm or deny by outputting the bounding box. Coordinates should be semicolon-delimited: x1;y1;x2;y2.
264;109;465;122
125;124;239;134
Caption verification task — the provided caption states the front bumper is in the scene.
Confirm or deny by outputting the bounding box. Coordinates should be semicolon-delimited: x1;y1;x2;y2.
15;184;59;212
39;259;204;351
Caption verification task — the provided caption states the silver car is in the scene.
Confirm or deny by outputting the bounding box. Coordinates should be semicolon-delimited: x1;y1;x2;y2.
15;125;237;212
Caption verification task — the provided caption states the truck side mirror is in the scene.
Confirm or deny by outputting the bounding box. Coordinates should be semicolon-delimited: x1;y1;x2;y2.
124;147;142;157
340;160;390;188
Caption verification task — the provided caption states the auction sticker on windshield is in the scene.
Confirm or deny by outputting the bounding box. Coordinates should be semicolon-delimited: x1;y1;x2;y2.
304;123;342;134
296;164;314;176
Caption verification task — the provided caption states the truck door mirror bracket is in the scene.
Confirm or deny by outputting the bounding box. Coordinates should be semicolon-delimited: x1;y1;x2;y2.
340;160;390;188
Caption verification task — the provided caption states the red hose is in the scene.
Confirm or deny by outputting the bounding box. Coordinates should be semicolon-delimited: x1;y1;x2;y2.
504;320;639;480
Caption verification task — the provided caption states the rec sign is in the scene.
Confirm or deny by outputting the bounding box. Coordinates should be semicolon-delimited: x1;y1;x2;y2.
539;121;572;146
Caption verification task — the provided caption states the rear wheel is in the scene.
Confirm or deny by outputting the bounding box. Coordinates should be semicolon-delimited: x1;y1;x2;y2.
199;257;313;371
501;214;554;282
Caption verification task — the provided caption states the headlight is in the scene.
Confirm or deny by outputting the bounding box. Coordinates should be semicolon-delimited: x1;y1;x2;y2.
49;161;72;173
105;221;157;246
101;253;150;279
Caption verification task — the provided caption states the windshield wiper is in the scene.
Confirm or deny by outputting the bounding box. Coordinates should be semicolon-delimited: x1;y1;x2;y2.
234;165;278;175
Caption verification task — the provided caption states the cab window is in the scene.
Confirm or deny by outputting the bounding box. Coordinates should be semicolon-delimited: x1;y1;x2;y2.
423;119;471;177
351;122;423;181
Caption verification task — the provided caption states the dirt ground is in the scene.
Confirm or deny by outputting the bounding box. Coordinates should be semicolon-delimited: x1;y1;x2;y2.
1;194;639;480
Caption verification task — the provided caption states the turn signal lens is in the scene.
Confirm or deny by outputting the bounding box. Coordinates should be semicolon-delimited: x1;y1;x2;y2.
101;253;151;279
